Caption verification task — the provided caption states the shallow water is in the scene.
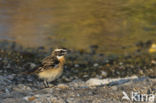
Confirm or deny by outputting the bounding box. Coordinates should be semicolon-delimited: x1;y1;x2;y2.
0;0;156;53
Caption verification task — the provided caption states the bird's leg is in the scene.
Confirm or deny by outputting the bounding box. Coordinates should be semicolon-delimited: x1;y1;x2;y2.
43;80;49;88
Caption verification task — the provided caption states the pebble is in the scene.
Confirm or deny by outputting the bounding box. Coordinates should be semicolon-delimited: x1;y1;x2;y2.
86;78;108;86
83;74;89;78
101;71;107;77
93;63;99;67
88;91;93;95
13;84;32;92
57;84;69;89
62;76;71;82
50;97;65;103
86;76;139;86
23;96;36;102
111;86;118;91
30;63;36;68
139;69;144;75
66;98;74;103
5;88;10;94
95;75;102;79
74;64;79;68
7;74;16;80
76;93;80;96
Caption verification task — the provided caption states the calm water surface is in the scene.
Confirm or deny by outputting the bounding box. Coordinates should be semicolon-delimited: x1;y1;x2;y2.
0;0;156;53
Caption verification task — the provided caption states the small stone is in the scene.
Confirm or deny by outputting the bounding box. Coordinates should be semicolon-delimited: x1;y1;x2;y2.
151;60;156;64
62;76;71;82
111;86;118;91
66;98;74;103
119;62;123;65
26;75;35;82
74;64;79;68
83;74;89;78
77;93;80;96
101;71;107;77
14;84;32;91
57;84;69;89
86;78;107;86
50;97;64;103
6;64;11;68
7;74;16;80
93;63;99;67
23;96;36;102
139;70;144;75
30;63;36;68
88;91;93;95
5;88;10;94
96;75;102;79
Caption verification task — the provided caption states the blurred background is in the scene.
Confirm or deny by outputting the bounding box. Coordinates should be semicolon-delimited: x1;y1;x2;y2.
0;0;156;54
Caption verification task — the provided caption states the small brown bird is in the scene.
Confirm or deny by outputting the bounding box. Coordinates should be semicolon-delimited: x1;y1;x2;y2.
33;48;68;87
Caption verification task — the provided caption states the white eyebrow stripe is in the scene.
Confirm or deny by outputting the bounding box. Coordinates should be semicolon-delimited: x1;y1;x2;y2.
54;49;66;52
55;49;63;51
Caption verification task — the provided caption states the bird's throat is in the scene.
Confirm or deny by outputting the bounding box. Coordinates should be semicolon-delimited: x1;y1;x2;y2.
57;56;65;65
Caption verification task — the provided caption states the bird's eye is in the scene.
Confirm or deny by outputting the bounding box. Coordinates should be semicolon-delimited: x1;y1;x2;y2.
61;50;65;53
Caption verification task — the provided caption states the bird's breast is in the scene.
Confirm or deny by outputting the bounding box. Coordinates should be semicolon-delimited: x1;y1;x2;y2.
38;67;63;82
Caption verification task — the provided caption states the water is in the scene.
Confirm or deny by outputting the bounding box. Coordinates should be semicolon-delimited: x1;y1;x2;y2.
0;0;156;53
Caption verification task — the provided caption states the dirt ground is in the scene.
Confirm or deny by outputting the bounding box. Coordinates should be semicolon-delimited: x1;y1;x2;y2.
0;76;155;103
0;41;155;103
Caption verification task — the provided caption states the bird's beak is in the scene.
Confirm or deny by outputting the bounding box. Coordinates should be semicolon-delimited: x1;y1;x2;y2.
62;49;71;55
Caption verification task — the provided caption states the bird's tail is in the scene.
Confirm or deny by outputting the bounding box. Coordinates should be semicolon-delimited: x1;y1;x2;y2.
19;67;40;75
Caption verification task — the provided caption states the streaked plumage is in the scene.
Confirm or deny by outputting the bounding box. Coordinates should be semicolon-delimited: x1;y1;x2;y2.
34;48;68;87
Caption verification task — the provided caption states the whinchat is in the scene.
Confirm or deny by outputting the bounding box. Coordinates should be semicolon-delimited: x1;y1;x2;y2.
33;48;68;87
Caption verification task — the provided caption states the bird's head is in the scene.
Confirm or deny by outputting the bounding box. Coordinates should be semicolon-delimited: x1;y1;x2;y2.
52;48;68;60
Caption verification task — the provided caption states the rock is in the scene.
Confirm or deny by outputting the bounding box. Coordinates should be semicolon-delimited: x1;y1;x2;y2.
50;97;65;103
86;76;138;86
66;98;74;103
62;76;71;82
86;78;109;86
101;71;107;77
7;74;16;80
13;84;32;92
23;96;36;102
88;91;93;95
83;74;89;78
57;84;69;89
5;88;10;94
31;95;65;103
30;63;36;68
151;60;156;64
69;80;86;88
76;93;80;97
74;64;79;68
111;86;118;91
139;69;144;75
93;63;99;67
48;97;60;103
95;75;102;79
0;75;11;86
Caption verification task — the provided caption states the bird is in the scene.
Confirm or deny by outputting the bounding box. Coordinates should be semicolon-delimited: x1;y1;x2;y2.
31;48;68;87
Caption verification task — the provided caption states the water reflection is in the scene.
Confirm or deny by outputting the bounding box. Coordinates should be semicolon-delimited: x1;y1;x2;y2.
0;0;156;53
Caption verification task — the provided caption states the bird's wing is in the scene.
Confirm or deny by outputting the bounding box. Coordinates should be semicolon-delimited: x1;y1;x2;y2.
27;56;60;74
41;56;60;69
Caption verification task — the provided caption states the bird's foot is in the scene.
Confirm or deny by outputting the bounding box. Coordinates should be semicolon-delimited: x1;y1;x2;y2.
43;80;54;88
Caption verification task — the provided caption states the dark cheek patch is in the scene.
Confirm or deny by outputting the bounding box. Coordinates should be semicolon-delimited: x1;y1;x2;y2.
55;50;66;56
55;52;62;56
